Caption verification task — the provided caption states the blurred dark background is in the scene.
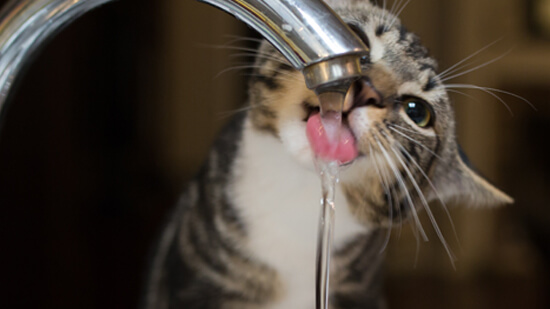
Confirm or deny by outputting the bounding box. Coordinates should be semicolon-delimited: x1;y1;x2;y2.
0;0;549;308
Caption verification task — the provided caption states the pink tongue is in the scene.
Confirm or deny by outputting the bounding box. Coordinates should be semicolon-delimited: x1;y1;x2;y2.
306;112;358;164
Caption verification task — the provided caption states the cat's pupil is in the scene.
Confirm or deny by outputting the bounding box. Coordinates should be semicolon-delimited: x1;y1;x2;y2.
403;99;432;127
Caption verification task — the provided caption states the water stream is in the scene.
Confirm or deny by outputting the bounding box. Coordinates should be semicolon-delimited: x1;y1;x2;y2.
314;159;339;309
313;91;347;309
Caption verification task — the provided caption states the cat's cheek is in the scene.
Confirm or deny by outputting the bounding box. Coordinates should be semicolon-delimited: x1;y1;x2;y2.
347;108;372;151
277;119;317;171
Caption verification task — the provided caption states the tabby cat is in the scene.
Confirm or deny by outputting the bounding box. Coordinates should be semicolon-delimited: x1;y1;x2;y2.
144;1;512;308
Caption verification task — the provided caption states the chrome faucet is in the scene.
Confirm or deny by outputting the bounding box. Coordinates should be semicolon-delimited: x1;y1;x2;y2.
0;0;369;115
198;0;369;92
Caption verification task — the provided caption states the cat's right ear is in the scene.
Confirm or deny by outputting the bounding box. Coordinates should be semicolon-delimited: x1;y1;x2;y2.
432;148;513;207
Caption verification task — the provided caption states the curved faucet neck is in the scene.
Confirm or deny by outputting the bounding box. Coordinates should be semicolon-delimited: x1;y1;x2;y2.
197;0;369;90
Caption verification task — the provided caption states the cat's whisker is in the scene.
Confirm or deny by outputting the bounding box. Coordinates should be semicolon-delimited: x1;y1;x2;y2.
381;129;447;264
239;73;303;85
221;34;264;45
383;0;388;13
394;142;461;263
376;0;389;27
384;0;399;31
214;64;261;79
389;140;457;266
374;129;408;233
203;44;289;65
439;49;512;83
382;0;398;32
387;123;443;138
247;68;302;81
215;65;302;82
373;132;429;242
445;89;481;103
387;126;444;161
437;38;502;80
217;105;256;120
249;71;304;84
388;0;402;17
371;134;405;240
369;142;394;254
387;0;411;31
198;43;260;54
444;84;514;115
443;83;536;114
196;42;256;54
229;52;290;65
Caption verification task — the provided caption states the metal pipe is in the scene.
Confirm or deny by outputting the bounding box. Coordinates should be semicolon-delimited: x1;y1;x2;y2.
0;0;369;117
198;0;369;91
0;0;112;117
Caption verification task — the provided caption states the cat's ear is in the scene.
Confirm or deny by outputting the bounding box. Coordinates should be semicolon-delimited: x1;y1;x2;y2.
433;147;513;207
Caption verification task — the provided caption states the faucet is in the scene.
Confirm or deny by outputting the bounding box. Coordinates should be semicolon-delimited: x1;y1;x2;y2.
0;0;369;116
198;0;369;93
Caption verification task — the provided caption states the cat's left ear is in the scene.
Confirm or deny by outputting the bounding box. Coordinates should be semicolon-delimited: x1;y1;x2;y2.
433;148;513;207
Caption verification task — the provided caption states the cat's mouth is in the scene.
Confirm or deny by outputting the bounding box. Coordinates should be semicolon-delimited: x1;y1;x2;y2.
302;79;381;165
302;78;383;121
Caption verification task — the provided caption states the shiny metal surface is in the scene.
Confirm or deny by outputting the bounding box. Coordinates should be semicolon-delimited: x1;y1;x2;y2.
0;0;369;115
0;0;113;116
303;55;362;91
198;0;369;90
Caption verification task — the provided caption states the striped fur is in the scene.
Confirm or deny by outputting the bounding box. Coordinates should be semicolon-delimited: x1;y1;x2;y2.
144;1;512;308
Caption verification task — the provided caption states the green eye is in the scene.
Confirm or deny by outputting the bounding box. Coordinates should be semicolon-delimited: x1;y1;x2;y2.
402;98;433;128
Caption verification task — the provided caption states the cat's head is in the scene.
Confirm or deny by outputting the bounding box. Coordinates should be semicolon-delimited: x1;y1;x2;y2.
246;0;512;226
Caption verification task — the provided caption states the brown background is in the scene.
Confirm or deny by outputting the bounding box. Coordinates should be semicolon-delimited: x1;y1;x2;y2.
0;0;548;308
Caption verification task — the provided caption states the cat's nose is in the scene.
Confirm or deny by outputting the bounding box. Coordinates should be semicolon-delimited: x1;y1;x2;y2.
343;78;383;112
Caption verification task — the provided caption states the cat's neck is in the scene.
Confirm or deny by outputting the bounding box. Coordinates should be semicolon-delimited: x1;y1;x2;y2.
228;117;368;308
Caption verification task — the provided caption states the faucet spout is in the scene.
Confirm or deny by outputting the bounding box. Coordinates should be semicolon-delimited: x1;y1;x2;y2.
0;0;369;118
198;0;369;91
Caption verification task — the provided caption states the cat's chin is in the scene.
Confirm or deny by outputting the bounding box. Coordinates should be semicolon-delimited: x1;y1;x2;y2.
339;155;378;183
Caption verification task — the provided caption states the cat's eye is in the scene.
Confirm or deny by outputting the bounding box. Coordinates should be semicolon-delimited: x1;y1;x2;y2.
402;97;433;128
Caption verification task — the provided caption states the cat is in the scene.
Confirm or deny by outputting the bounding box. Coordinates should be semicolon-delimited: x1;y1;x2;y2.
143;0;512;308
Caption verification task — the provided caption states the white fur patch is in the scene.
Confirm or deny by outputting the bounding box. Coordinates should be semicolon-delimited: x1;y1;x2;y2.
369;36;385;63
278;117;316;170
230;119;368;308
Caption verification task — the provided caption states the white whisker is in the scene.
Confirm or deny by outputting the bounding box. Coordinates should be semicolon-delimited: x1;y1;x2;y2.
437;38;502;79
214;64;260;79
228;52;289;65
387;123;443;137
372;135;405;240
388;126;443;161
384;0;400;31
440;49;512;83
443;84;513;115
395;143;461;262
443;84;536;114
200;44;289;65
221;34;264;45
368;142;394;254
389;140;457;266
445;89;481;103
215;65;301;82
373;133;429;242
217;105;255;119
387;0;411;30
444;83;534;109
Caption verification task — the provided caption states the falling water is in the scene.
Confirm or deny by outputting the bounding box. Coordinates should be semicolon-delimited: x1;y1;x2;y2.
313;90;346;309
